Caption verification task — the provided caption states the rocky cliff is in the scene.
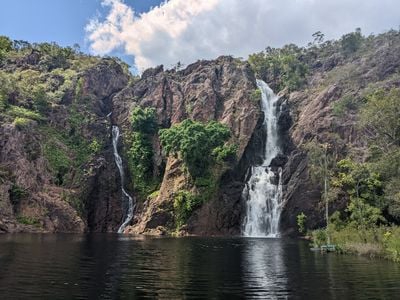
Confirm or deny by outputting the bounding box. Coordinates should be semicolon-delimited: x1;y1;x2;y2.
112;56;262;235
278;30;400;234
1;30;399;235
0;43;130;232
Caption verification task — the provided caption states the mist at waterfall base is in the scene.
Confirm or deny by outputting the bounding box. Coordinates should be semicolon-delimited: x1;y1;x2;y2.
1;234;400;299
243;80;283;238
112;126;135;233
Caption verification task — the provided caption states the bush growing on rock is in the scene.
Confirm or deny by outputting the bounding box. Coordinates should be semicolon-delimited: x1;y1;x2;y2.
297;212;307;234
341;28;363;55
248;45;309;92
13;117;31;129
173;190;200;229
159;119;235;178
127;106;158;196
130;106;157;134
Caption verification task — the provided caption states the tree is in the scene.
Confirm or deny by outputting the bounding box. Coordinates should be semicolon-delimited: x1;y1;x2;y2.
341;28;363;55
297;212;307;234
333;159;384;208
248;45;308;92
312;31;325;45
346;197;384;230
159;119;233;178
127;106;158;195
360;88;400;221
36;42;73;70
305;141;335;243
360;88;400;150
0;36;13;62
130;106;157;134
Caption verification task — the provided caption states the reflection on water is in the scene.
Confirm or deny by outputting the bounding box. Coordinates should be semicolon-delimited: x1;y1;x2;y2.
243;239;288;298
0;234;400;299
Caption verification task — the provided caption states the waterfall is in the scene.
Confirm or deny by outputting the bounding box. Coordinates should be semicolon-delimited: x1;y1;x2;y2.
112;125;135;233
243;80;283;238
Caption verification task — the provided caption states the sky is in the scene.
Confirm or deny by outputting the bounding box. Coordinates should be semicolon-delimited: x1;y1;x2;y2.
1;0;399;73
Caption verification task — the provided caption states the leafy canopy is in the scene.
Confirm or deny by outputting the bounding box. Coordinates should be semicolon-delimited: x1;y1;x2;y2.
126;106;158;196
248;44;309;92
130;106;157;134
159;119;234;177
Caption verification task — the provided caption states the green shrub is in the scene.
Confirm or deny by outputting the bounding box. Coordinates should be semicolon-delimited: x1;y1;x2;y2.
341;28;363;55
250;88;262;102
16;215;40;226
44;140;71;185
148;190;160;200
329;211;345;231
0;93;6;112
383;229;400;262
159;119;232;178
13;117;31;129
173;190;201;229
0;36;12;62
88;139;101;154
346;197;385;230
125;106;159;197
8;105;44;121
9;184;28;205
212;144;237;163
36;42;73;70
297;212;307;234
312;229;328;247
248;45;309;91
32;86;50;113
130;106;157;134
127;132;154;195
61;191;84;216
332;95;359;117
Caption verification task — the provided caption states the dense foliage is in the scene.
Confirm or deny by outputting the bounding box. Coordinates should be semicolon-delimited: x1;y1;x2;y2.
126;107;158;196
159;119;235;178
173;190;200;229
159;119;237;229
307;86;400;261
248;44;309;91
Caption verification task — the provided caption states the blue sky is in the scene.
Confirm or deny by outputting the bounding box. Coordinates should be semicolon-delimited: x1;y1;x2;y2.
0;0;162;67
1;0;399;72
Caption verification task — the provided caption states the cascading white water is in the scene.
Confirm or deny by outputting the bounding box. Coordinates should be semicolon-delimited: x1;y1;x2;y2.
112;125;135;233
243;80;283;238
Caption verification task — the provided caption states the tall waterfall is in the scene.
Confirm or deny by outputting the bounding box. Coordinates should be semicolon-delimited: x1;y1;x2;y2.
243;80;283;238
112;125;135;233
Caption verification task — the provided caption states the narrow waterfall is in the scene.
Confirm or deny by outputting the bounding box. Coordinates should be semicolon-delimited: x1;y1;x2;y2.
243;80;283;238
112;125;135;233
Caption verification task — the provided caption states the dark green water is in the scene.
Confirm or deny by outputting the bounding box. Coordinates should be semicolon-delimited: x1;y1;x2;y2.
0;234;399;299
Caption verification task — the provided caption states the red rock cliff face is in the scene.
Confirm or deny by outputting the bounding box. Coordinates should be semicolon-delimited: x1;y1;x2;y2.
278;33;400;235
112;56;262;235
0;58;129;233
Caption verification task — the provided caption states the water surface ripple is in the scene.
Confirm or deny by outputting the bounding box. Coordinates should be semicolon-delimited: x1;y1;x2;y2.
0;234;399;299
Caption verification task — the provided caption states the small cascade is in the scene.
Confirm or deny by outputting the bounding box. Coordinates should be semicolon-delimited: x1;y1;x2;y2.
243;80;283;238
112;125;135;233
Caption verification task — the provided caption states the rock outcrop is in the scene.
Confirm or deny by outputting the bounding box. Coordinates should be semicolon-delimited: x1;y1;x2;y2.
113;56;262;235
2;31;399;236
0;53;130;233
278;32;400;235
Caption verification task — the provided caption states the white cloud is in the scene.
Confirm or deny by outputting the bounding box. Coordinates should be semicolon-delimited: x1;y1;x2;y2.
86;0;400;72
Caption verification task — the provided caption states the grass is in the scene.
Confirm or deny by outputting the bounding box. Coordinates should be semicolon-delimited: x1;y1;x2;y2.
8;105;44;121
312;226;400;262
16;215;40;227
13;117;31;129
